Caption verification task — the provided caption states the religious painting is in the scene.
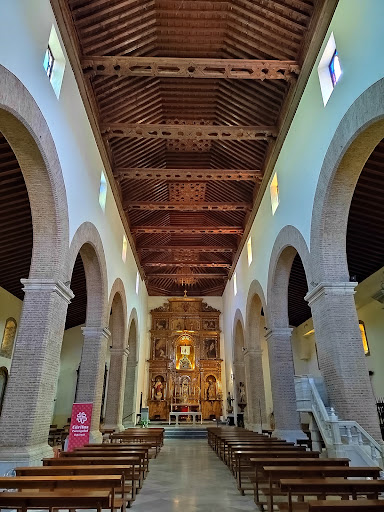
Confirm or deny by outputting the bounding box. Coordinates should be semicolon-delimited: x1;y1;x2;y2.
172;318;184;331
203;319;217;330
154;338;167;359
0;318;17;359
155;319;168;331
186;318;200;331
205;375;217;400
204;338;217;359
0;367;8;414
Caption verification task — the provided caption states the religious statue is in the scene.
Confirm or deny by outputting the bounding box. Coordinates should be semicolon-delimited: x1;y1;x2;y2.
179;354;192;369
238;381;246;404
226;392;234;413
181;379;189;403
206;378;216;400
154;377;164;401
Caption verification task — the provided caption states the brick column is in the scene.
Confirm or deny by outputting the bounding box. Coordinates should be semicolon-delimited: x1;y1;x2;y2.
243;348;267;432
0;279;73;470
305;282;382;440
104;347;129;431
266;328;305;442
123;360;138;426
77;326;111;443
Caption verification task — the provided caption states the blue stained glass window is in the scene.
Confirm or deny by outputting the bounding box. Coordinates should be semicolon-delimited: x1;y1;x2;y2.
329;50;342;87
43;46;54;80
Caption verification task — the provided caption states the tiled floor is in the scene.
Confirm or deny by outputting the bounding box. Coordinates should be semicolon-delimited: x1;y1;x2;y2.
133;439;257;511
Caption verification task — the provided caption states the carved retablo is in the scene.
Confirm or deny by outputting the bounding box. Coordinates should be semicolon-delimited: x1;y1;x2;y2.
148;298;222;421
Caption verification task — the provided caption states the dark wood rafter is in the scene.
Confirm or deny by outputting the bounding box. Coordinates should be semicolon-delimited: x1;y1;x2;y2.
114;168;262;181
147;273;227;279
125;202;251;212
131;226;243;234
143;262;230;268
83;56;300;80
138;246;235;253
102;123;277;141
50;0;337;296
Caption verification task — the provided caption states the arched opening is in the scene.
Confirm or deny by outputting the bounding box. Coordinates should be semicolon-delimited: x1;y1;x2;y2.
0;72;70;465
244;286;271;431
233;316;246;427
123;317;138;426
104;286;128;431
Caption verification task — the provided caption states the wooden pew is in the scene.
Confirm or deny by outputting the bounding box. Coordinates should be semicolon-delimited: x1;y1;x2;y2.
43;456;144;490
70;448;149;475
278;479;384;512
17;465;137;505
0;490;113;512
263;466;381;512
308;501;384;511
233;449;320;495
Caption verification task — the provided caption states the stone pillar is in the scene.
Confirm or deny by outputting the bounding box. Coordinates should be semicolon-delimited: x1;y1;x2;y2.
76;326;111;443
104;347;129;432
266;328;305;442
0;279;73;471
123;360;138;426
306;282;382;440
243;348;267;432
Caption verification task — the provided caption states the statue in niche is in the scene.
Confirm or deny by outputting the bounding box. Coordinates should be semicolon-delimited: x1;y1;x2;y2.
181;378;189;403
206;377;216;400
238;381;246;404
179;354;192;369
154;377;164;401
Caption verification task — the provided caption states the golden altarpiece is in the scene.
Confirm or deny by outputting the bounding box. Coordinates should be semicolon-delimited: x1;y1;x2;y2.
148;298;223;421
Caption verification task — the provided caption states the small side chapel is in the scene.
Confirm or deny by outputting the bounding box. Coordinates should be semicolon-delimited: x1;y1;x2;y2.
147;298;223;421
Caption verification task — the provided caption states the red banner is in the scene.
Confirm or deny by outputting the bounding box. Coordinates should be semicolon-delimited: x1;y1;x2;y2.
66;402;93;451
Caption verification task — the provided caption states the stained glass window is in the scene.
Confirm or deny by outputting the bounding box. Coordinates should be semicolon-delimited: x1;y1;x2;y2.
43;46;54;80
329;50;342;87
99;171;107;211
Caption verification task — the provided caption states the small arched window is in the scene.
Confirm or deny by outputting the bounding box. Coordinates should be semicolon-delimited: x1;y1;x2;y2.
0;318;17;359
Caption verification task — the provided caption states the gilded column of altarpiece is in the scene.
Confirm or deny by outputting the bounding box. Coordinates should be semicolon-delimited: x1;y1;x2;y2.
148;298;223;421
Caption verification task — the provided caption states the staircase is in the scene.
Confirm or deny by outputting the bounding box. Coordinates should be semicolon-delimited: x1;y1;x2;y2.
164;427;207;440
295;375;384;468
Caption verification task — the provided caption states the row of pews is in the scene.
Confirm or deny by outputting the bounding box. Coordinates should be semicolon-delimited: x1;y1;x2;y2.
0;427;164;511
208;426;384;512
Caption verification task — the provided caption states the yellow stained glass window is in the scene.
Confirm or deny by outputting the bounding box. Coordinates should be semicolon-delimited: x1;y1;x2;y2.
359;321;369;355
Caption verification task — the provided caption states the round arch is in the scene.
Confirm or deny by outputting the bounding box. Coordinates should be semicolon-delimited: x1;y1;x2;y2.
123;309;139;426
108;278;128;350
0;64;69;280
232;309;246;363
267;225;311;329
245;280;267;349
310;77;384;283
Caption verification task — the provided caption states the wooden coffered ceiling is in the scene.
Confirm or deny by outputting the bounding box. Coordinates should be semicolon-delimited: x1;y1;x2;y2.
51;0;337;296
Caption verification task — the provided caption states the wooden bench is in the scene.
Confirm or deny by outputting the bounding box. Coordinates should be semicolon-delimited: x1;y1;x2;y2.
0;490;114;512
262;466;381;512
16;465;137;505
308;501;384;511
278;479;384;512
70;448;149;474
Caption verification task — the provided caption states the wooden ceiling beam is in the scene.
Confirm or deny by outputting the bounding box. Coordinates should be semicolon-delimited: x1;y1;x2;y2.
147;273;227;279
82;56;300;80
102;123;277;141
132;226;243;234
138;246;235;253
115;167;261;181
143;262;230;268
124;201;251;212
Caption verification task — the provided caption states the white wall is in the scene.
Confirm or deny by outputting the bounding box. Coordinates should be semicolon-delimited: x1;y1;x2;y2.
221;0;384;405
0;0;149;420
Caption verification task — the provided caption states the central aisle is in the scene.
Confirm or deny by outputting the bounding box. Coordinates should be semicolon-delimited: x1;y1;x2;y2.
133;439;256;511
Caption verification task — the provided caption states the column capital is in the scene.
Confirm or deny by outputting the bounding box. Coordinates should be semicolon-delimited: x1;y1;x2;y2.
110;347;129;357
305;281;356;306
81;326;111;340
265;327;293;341
243;347;262;358
21;278;74;303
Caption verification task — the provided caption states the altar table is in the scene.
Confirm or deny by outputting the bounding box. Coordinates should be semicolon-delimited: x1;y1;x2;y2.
169;411;203;425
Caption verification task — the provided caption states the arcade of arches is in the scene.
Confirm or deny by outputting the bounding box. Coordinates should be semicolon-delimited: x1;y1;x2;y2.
0;0;384;483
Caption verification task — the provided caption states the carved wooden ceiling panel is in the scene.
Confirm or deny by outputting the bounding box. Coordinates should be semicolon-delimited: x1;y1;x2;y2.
52;0;334;295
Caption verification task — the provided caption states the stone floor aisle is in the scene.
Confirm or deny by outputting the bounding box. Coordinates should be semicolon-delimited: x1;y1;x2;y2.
133;439;257;512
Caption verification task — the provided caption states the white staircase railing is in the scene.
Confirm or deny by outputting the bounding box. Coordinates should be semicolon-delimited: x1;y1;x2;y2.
295;375;383;468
